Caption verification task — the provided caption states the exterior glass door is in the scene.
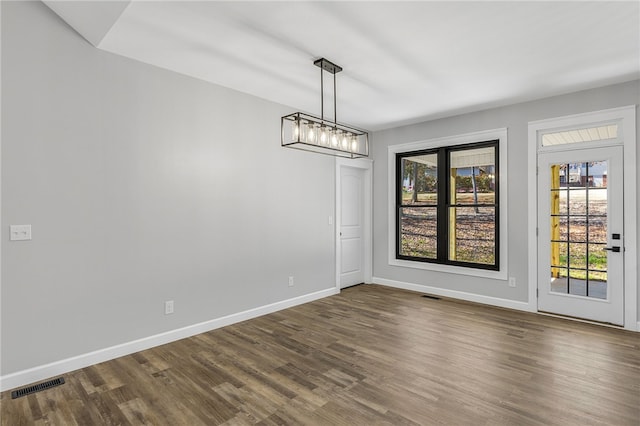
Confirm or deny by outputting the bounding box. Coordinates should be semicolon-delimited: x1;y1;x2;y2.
538;146;623;325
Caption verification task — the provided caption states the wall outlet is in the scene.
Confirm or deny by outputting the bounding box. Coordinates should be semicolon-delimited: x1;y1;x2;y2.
508;277;516;288
10;225;32;241
288;276;294;287
165;300;174;315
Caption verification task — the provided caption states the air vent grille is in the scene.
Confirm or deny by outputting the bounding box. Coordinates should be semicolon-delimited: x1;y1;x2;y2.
11;377;65;399
422;294;441;300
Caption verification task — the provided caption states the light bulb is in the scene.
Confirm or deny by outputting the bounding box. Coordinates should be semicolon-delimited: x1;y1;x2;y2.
341;132;349;150
299;121;307;142
351;136;358;152
307;123;316;143
320;126;328;145
331;129;338;147
292;119;300;142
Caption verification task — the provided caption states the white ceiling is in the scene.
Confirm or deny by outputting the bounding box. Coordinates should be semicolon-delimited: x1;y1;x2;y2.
44;1;640;131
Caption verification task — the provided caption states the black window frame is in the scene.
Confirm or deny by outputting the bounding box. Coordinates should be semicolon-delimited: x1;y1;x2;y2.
396;140;500;271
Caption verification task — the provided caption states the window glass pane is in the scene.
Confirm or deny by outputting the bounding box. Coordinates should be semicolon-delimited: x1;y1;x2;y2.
399;207;437;259
400;154;437;206
541;124;618;146
450;147;495;205
449;206;495;265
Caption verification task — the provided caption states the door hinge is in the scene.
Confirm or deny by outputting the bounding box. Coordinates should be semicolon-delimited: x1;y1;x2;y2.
536;227;539;236
536;166;539;176
536;288;539;298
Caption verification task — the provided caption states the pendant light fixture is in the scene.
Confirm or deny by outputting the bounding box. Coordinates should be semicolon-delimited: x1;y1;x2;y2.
281;58;369;158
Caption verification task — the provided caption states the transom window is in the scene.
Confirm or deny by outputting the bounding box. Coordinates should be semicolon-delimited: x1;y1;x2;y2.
541;124;618;146
396;140;499;270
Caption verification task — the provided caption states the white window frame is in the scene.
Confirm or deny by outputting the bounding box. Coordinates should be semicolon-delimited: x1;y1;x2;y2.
388;128;508;280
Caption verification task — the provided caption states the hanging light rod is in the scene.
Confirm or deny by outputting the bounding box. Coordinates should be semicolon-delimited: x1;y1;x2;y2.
281;57;369;159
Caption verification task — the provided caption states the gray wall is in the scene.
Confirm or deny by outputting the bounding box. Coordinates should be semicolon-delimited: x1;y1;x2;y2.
1;1;336;375
372;80;640;318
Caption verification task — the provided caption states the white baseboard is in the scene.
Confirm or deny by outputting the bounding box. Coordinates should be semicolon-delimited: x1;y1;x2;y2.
0;287;339;392
372;277;534;312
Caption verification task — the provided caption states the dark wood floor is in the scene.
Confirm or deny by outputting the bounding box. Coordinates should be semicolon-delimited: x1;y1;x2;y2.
2;285;639;425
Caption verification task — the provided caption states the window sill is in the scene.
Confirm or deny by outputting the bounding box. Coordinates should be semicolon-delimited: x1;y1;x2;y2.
389;257;507;280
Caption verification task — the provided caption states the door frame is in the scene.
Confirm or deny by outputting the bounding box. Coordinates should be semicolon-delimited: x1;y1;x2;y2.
335;158;373;291
527;105;637;331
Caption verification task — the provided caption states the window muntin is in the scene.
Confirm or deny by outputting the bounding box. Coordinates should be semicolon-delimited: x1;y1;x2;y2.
397;141;499;270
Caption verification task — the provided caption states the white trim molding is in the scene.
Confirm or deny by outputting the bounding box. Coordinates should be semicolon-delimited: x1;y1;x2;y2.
387;128;508;280
0;1;4;386
335;157;374;290
527;105;637;331
0;287;339;392
372;277;532;312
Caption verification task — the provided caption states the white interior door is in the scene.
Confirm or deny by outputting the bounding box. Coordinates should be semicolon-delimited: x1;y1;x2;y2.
340;167;364;288
537;146;624;325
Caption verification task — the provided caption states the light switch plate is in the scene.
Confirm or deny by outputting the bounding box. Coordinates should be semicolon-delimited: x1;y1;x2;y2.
10;225;32;241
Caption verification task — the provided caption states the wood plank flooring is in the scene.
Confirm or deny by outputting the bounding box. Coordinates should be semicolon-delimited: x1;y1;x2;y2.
2;284;639;425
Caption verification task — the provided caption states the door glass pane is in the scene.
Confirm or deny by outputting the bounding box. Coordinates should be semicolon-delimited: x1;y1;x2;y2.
568;217;587;242
558;188;568;214
588;218;606;243
549;161;608;299
554;242;568;267
569;243;587;270
550;266;568;294
588;188;607;213
558;216;569;241
586;161;607;187
588;244;607;272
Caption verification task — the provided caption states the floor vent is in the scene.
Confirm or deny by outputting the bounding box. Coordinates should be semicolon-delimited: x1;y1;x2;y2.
422;294;441;300
11;377;65;399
